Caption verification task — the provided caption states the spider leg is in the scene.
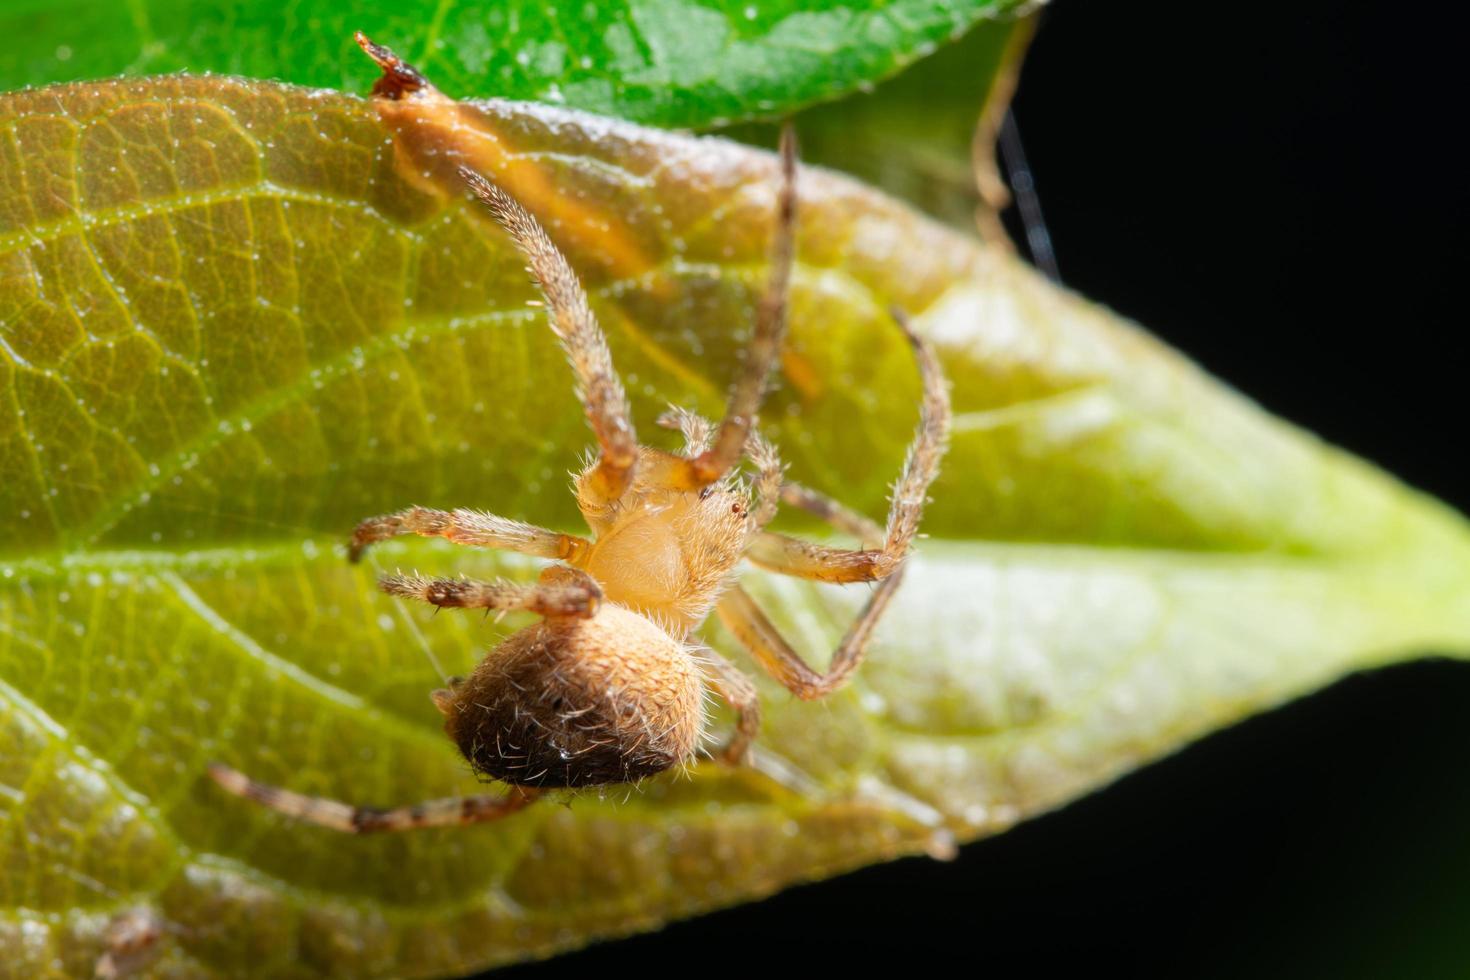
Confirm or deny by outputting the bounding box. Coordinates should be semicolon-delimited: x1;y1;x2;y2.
670;125;798;490
695;644;762;765
379;568;601;618
716;575;905;700
744;306;950;583
208;764;541;833
349;506;589;563
458;165;639;503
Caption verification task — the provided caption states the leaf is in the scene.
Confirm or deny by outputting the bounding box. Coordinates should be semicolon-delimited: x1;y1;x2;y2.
0;0;1027;129
3;73;1470;979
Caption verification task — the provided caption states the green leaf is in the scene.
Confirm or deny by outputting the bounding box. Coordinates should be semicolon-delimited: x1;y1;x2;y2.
0;0;1026;129
3;73;1470;978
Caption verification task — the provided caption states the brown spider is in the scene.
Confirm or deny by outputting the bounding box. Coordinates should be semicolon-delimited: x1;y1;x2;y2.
208;36;951;833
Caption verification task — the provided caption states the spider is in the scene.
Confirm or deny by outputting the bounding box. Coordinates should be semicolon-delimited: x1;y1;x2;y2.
208;36;951;833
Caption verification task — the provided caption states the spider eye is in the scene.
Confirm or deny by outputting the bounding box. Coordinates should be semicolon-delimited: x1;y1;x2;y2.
731;503;743;515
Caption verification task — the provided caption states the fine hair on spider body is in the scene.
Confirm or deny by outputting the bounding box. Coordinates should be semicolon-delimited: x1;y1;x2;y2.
207;32;953;834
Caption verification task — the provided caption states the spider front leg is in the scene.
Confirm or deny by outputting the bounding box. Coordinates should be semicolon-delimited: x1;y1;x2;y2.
459;166;639;505
670;125;799;491
207;765;542;833
349;506;590;563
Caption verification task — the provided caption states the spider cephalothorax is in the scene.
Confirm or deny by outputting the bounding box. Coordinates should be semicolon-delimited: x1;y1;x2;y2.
208;34;951;832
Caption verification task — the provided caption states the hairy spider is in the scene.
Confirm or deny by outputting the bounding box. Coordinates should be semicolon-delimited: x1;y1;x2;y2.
208;35;951;833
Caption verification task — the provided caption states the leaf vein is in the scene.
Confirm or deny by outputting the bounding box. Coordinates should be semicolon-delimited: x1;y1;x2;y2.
0;182;419;259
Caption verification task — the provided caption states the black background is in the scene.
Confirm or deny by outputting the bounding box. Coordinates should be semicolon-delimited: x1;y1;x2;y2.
498;1;1470;975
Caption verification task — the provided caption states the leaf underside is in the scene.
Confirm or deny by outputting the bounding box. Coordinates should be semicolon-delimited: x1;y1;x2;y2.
2;76;1469;978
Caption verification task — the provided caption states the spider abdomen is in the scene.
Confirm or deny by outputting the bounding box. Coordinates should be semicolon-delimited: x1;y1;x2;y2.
443;603;705;787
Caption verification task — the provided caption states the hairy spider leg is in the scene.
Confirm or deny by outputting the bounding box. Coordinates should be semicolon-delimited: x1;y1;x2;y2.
716;307;950;699
695;644;762;765
743;308;950;584
208;764;542;833
458;166;639;505
670;125;799;491
716;573;906;701
348;506;590;564
379;566;602;618
210;567;597;833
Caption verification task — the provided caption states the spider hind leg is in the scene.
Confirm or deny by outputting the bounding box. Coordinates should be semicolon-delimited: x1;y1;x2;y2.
207;764;541;833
